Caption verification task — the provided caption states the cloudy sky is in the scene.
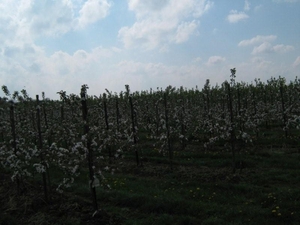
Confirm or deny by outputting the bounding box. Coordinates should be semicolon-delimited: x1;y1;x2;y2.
1;0;299;99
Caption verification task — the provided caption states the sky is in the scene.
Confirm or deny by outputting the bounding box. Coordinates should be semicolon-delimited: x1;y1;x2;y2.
0;0;300;99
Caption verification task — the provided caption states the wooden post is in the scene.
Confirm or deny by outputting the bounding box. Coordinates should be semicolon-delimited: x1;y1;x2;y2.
36;95;48;202
80;86;98;211
9;102;20;193
226;83;236;174
129;96;139;166
164;93;173;171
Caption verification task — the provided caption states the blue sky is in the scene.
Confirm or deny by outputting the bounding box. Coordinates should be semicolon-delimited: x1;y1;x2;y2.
0;0;299;99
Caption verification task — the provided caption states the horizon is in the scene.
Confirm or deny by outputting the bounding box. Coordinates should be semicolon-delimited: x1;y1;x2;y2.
1;0;299;100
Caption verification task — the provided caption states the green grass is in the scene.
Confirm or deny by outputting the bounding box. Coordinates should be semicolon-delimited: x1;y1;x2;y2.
1;141;300;224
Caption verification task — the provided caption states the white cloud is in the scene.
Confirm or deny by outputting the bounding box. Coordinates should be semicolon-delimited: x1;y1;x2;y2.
128;0;169;15
206;56;226;66
0;0;73;47
113;60;221;91
238;35;277;46
78;0;112;28
252;42;273;54
0;44;116;99
252;42;294;54
0;0;112;46
174;20;198;43
251;57;273;69
273;44;294;53
293;56;300;67
119;0;213;49
239;35;294;55
18;0;75;37
244;0;250;11
118;19;177;50
227;10;249;23
0;0;114;96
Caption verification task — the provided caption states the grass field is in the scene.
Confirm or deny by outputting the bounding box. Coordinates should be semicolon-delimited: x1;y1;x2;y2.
1;140;300;225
